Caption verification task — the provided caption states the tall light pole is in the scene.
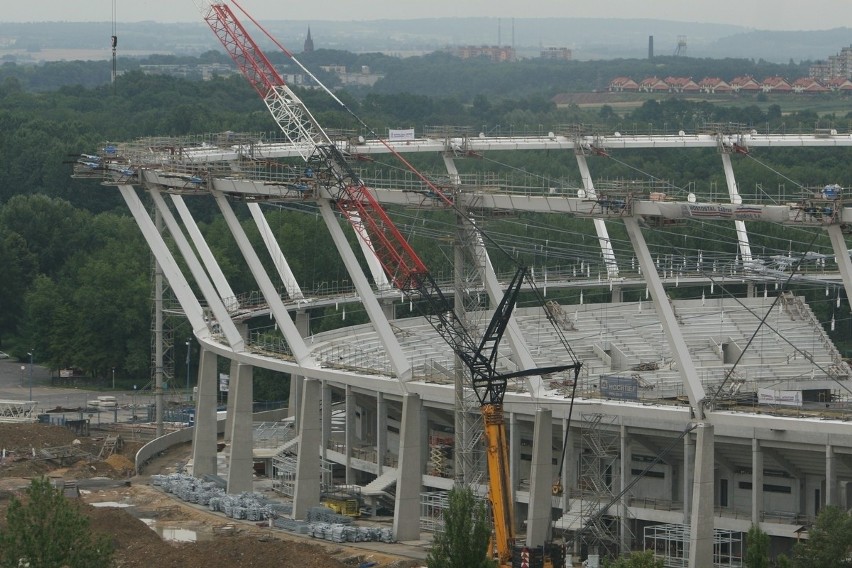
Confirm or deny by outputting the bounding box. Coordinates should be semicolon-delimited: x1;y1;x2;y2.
26;350;33;402
185;338;192;403
112;367;115;390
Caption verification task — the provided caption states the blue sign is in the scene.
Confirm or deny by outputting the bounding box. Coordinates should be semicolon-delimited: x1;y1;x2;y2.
599;375;639;400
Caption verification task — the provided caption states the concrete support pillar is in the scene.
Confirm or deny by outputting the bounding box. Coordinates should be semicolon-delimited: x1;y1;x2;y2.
381;300;395;321
295;310;310;338
227;362;253;494
377;392;387;475
293;378;321;520
420;403;429;473
509;412;520;501
826;444;837;507
289;375;303;433
688;423;715;568
224;358;239;442
321;381;332;462
393;393;423;541
191;348;218;477
683;432;694;520
611;285;623;303
620;423;633;554
345;385;355;485
752;438;764;525
527;408;553;548
561;420;577;513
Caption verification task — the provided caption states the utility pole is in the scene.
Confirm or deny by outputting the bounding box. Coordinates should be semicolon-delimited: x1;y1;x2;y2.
27;350;33;402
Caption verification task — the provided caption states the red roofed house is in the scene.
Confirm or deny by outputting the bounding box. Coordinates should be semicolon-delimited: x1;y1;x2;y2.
639;76;670;92
761;77;792;92
729;75;760;93
664;76;700;93
609;77;639;92
698;77;731;94
825;77;852;91
790;77;828;93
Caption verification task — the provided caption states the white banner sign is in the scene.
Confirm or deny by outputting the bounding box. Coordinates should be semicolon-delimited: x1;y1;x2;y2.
219;372;230;393
757;388;802;407
388;128;415;141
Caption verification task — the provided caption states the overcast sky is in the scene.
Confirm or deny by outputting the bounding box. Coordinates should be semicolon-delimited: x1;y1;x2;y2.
1;0;851;30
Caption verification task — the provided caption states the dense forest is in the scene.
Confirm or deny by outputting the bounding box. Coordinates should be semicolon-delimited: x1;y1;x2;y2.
1;55;851;398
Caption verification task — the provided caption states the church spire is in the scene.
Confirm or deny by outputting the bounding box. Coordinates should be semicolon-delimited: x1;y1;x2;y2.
303;27;314;53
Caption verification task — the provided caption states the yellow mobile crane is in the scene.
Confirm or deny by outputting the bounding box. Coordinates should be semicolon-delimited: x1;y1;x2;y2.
200;3;582;565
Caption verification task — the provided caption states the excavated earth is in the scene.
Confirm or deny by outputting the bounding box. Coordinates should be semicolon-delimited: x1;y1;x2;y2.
0;423;419;568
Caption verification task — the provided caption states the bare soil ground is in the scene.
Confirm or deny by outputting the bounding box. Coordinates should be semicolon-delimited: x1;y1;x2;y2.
0;423;419;568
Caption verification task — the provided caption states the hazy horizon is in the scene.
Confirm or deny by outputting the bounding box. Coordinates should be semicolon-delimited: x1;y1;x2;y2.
2;0;851;31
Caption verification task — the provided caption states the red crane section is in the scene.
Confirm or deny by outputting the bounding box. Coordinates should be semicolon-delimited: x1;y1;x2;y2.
203;2;429;292
204;3;283;99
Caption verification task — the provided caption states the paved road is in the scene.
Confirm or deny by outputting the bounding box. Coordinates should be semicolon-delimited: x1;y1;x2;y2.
0;359;165;425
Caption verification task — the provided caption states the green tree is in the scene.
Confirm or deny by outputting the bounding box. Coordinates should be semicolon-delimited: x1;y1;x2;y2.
426;485;496;568
0;477;113;568
789;506;852;568
604;550;664;567
745;524;770;568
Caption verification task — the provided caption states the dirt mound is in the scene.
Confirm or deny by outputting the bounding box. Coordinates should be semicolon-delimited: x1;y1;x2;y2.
83;505;348;568
0;423;87;451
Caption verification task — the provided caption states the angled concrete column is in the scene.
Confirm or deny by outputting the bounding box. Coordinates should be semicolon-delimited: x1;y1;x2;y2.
224;358;239;442
289;375;303;433
527;408;553;548
321;381;332;462
827;444;837;507
752;438;764;524
227;362;253;494
191;348;218;477
688;423;714;568
393;393;423;541
377;392;387;475
345;385;355;484
293;378;321;520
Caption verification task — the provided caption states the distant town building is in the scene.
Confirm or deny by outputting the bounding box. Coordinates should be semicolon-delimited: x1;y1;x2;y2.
303;27;314;54
450;45;516;62
809;45;852;80
320;64;384;87
540;47;572;61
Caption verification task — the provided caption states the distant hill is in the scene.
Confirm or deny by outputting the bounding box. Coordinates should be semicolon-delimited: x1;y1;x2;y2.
0;19;848;64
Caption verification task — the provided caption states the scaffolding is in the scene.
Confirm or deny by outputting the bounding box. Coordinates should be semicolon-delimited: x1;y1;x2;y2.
272;454;334;497
576;413;634;559
420;490;450;533
0;400;38;422
644;523;743;568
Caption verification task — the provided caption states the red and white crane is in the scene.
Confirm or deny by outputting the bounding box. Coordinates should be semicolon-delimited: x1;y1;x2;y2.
201;3;580;565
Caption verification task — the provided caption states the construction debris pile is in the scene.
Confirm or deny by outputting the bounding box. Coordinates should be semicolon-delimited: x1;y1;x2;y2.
153;473;273;521
152;474;394;544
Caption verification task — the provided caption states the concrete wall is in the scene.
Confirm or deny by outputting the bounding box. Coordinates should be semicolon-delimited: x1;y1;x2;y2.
135;407;288;474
